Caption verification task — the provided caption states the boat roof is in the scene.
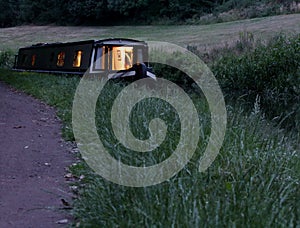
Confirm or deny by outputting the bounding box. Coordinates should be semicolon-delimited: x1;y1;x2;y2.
95;38;147;46
21;38;147;50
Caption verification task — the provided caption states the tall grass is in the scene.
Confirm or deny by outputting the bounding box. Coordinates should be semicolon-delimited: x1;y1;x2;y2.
212;34;300;130
0;32;299;226
70;104;299;227
156;34;299;130
0;69;298;227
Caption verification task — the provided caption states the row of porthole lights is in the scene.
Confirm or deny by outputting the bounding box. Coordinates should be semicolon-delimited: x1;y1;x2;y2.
30;50;83;68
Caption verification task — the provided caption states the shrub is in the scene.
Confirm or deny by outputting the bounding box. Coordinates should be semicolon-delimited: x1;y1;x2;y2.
151;34;299;129
212;34;300;129
0;50;14;68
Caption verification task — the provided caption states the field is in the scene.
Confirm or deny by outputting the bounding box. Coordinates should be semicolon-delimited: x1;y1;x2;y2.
0;14;300;52
0;14;299;227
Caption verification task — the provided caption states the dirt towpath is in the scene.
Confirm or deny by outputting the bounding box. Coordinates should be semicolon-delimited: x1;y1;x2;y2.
0;81;75;227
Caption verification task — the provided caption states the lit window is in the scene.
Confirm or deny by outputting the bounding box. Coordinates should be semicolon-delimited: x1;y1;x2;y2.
112;47;133;70
73;50;82;67
57;52;65;67
31;54;36;66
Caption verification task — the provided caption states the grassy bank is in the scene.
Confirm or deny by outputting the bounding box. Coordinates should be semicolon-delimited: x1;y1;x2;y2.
0;66;298;226
70;110;299;227
0;16;299;227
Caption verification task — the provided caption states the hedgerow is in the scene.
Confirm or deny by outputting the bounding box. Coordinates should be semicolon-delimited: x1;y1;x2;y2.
0;50;14;68
212;34;300;129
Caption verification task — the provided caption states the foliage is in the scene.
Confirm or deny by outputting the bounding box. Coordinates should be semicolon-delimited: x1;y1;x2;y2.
0;29;299;226
0;50;14;68
70;109;299;227
0;0;299;26
212;34;300;129
0;69;298;227
148;33;299;130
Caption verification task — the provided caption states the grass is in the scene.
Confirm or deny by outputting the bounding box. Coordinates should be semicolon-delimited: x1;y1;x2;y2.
0;68;298;227
212;34;300;130
69;68;298;226
0;15;299;227
70;110;299;227
0;14;300;53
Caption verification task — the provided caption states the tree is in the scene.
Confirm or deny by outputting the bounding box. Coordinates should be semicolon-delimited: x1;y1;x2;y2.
67;0;110;24
0;0;19;27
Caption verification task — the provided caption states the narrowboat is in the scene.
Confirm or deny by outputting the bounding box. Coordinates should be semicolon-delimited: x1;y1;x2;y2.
13;38;155;79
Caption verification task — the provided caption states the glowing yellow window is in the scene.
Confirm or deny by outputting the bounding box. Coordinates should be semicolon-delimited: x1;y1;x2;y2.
112;47;133;70
31;54;36;66
73;50;82;67
57;52;65;67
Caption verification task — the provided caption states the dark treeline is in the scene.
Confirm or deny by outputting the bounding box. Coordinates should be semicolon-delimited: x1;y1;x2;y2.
0;0;297;27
